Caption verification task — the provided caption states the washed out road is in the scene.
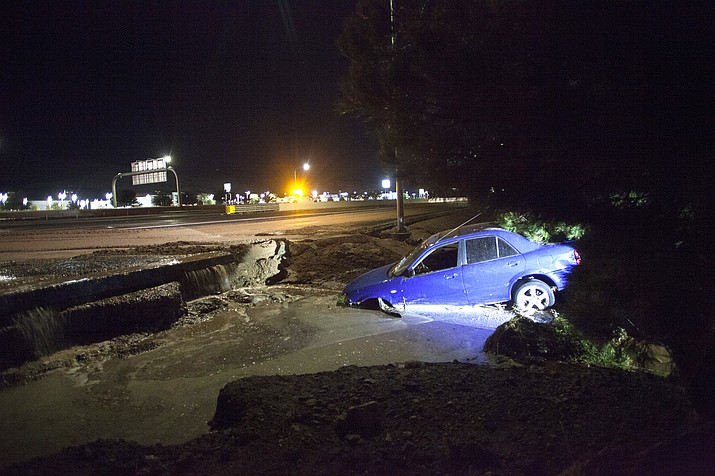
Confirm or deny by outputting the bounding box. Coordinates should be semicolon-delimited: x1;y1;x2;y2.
0;286;511;468
0;204;518;469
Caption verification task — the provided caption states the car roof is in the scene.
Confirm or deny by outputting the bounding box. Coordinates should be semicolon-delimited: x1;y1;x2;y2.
453;222;502;237
430;223;540;252
433;222;501;241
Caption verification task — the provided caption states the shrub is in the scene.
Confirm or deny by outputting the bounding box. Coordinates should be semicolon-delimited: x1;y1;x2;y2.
484;315;636;370
498;211;587;243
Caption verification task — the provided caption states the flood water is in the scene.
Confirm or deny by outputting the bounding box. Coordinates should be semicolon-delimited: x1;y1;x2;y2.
0;288;507;469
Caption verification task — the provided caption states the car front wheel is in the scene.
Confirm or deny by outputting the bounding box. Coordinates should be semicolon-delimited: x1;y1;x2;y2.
513;279;555;313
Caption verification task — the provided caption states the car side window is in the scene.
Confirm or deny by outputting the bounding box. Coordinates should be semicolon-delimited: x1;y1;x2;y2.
497;238;519;258
466;237;497;264
414;243;459;275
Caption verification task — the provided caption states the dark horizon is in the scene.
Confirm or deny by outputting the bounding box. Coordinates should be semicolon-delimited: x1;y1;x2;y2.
1;1;384;199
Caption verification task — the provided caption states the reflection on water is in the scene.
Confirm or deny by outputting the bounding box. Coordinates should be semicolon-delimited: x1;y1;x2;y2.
403;304;517;329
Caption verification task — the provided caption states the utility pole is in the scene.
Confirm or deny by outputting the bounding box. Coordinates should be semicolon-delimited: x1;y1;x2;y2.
395;169;405;232
390;0;406;233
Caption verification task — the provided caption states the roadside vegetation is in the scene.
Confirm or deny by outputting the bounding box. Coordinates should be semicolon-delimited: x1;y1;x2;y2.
493;203;713;416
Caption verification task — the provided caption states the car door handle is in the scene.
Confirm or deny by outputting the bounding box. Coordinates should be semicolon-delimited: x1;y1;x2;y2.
445;273;459;279
507;261;519;267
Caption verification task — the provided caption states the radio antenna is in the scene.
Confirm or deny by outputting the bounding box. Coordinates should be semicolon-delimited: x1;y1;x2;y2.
437;212;483;243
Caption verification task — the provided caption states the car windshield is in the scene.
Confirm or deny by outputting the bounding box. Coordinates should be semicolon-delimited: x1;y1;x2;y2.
389;232;443;277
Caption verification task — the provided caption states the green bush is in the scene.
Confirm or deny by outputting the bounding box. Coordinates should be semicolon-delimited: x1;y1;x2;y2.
484;315;637;370
498;211;587;243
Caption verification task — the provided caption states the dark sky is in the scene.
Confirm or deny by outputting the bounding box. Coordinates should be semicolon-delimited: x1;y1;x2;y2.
1;1;381;198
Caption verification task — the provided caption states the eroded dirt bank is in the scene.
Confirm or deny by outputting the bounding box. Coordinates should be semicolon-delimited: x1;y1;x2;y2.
5;362;704;476
1;217;712;475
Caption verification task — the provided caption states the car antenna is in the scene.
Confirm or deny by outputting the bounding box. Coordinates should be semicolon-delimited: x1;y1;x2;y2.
437;212;482;243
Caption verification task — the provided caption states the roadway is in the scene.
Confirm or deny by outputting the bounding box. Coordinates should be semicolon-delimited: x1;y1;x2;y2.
0;202;464;260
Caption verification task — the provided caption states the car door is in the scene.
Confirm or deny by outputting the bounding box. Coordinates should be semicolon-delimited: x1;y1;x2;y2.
400;242;468;306
462;236;525;305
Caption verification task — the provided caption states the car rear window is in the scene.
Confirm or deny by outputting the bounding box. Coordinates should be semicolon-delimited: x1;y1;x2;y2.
466;237;498;264
498;238;519;258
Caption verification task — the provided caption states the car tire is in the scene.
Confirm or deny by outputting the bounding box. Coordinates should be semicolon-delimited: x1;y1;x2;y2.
513;279;555;314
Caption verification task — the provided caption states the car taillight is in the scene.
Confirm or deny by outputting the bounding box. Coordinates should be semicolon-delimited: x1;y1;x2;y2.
574;250;581;265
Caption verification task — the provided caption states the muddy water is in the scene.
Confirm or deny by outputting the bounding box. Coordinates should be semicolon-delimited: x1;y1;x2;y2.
0;289;504;469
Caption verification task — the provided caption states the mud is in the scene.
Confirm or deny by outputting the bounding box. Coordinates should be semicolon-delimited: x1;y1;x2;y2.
0;214;709;474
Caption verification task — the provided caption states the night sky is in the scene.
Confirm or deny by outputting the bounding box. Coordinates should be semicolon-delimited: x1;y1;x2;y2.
1;1;381;198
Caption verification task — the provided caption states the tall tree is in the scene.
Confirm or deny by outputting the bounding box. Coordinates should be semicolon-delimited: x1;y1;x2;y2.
339;0;542;197
339;0;712;225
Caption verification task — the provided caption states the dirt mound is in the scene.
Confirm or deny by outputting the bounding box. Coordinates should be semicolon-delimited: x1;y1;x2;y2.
484;316;584;362
5;361;697;475
282;235;414;288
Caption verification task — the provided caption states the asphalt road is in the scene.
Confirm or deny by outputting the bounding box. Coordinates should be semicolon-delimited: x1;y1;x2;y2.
0;203;458;261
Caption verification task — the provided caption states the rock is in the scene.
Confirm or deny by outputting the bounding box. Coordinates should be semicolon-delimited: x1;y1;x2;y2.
335;400;383;439
447;440;501;471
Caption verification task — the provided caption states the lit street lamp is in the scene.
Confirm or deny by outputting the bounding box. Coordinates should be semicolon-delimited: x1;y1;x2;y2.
294;162;310;187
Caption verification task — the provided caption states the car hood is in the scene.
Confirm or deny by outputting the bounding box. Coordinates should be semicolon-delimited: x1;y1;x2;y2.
342;263;394;296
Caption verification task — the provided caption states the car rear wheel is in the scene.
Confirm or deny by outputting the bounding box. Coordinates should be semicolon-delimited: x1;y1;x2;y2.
513;279;554;313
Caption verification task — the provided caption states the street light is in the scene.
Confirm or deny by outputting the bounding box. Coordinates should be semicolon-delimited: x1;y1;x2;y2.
382;179;391;199
294;162;310;187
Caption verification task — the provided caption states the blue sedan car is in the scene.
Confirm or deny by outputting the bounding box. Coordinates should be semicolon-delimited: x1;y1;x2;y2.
341;224;581;316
